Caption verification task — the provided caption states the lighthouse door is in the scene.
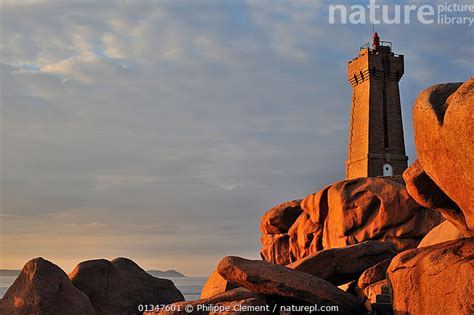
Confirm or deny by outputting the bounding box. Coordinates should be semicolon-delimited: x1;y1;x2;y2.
383;163;393;176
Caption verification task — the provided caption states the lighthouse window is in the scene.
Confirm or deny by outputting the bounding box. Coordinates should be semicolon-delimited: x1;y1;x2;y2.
383;163;393;176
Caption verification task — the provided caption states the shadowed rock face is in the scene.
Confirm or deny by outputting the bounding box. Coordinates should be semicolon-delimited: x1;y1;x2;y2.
69;257;184;315
0;257;96;315
287;241;396;286
216;256;363;314
413;78;474;232
387;238;474;315
403;159;472;237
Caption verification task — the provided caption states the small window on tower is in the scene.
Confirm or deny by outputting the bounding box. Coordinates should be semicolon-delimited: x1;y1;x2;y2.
383;163;393;176
354;74;358;84
360;71;364;81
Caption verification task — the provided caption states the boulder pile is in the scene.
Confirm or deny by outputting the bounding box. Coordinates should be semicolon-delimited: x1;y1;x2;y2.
262;176;443;264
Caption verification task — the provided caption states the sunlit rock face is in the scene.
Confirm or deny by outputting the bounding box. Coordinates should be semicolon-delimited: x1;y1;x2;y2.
259;199;302;265
0;257;96;315
260;199;303;235
417;220;464;248
260;177;442;264
216;256;363;315
387;238;474;315
200;270;238;299
288;211;323;262
413;78;474;232
315;177;442;251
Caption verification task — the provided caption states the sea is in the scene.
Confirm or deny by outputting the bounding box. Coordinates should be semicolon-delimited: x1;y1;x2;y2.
0;275;207;301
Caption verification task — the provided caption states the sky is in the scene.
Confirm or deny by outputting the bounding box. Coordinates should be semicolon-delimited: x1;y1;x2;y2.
0;0;472;275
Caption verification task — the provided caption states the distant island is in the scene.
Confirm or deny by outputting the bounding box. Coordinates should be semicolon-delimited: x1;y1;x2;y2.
1;269;185;278
146;270;185;278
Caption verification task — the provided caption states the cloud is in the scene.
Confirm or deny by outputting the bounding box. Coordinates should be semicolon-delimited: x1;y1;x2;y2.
0;0;472;274
40;58;78;75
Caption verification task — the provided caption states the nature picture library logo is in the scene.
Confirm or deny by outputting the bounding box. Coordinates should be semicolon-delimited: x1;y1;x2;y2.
329;0;474;26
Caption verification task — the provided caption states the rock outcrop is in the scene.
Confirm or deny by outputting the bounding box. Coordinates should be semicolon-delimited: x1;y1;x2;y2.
387;238;474;315
200;270;238;299
260;200;302;265
69;257;184;315
352;259;393;311
287;212;322;262
0;257;96;315
217;256;363;314
287;241;396;285
413;78;474;232
318;177;442;250
357;259;392;290
260;234;291;266
260;200;303;235
418;220;464;248
360;280;390;311
261;177;443;264
403;159;472;237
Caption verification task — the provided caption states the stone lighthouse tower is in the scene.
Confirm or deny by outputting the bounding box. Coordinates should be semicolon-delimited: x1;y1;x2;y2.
345;33;408;180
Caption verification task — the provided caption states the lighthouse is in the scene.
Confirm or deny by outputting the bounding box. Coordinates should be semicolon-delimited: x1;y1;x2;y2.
345;33;408;180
